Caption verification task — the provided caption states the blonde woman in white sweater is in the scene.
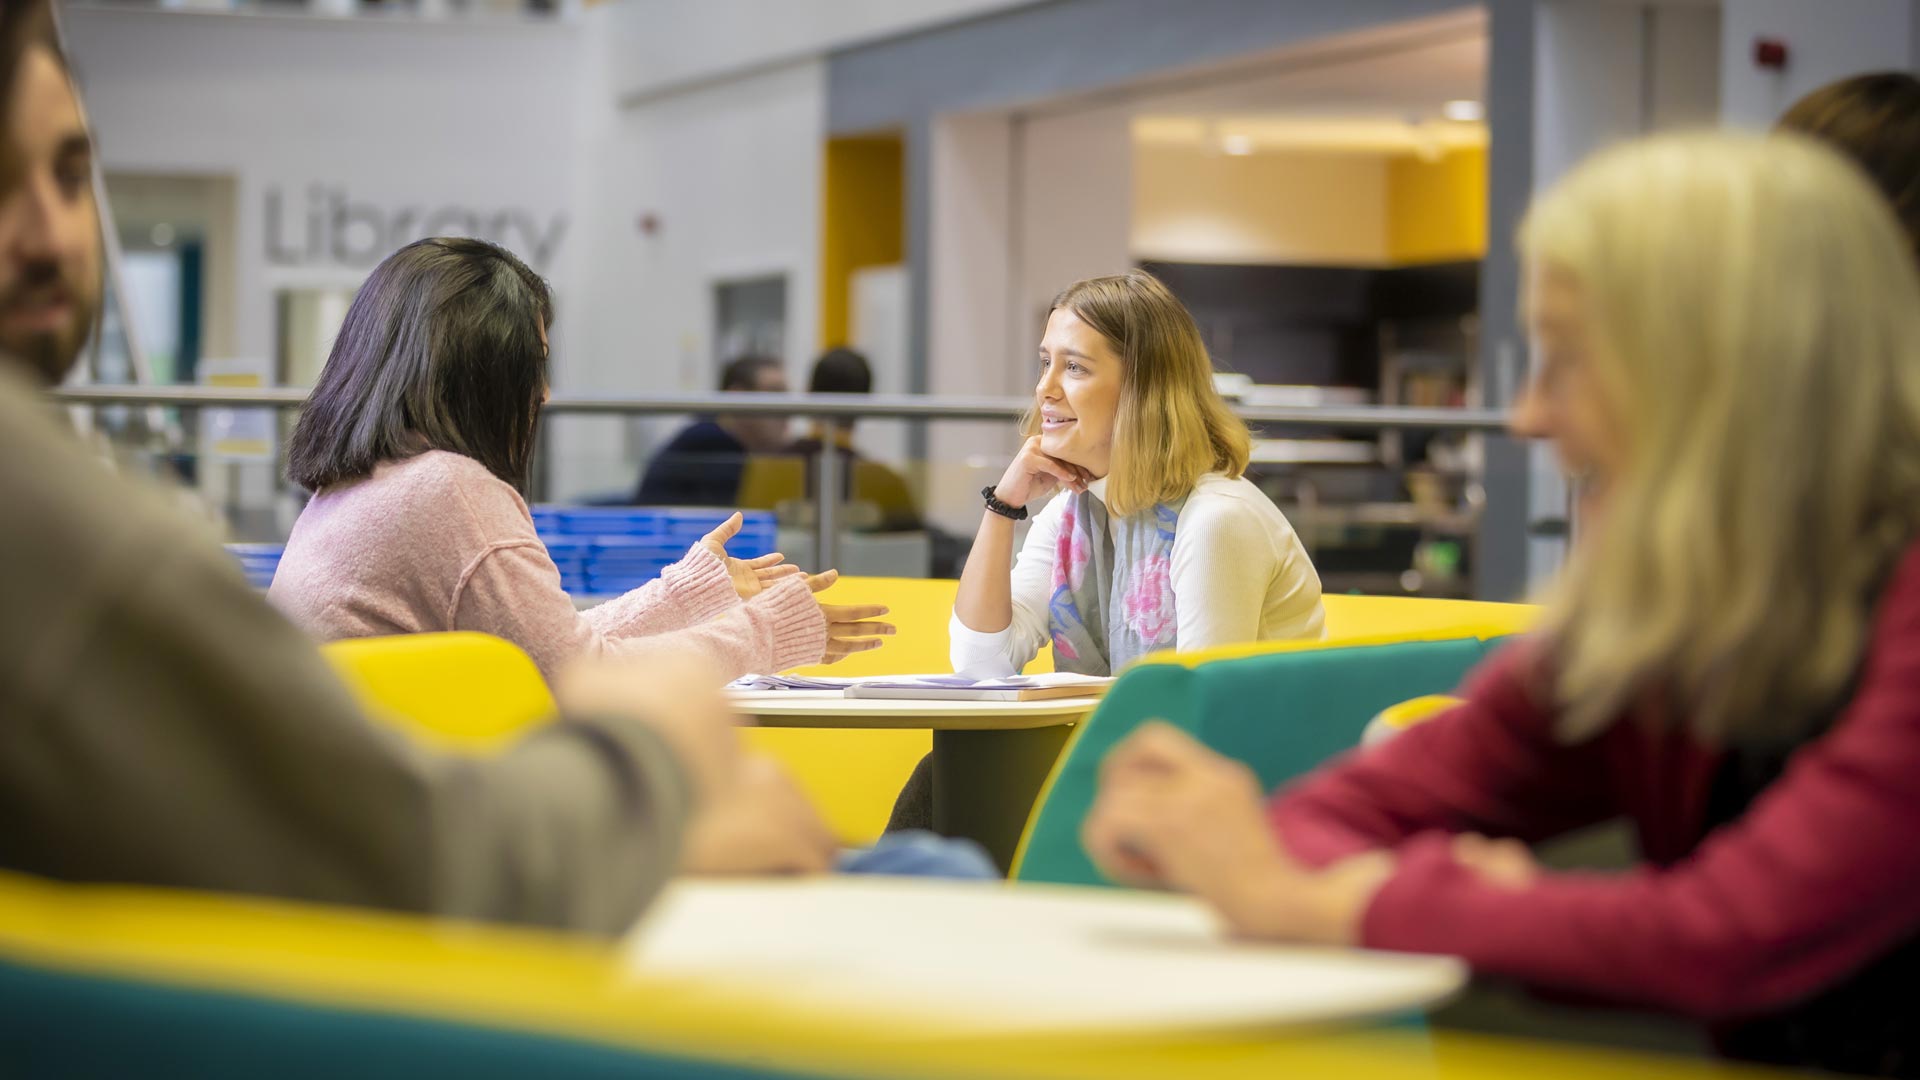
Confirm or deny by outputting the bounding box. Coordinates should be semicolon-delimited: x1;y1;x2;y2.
952;271;1324;679
890;272;1323;832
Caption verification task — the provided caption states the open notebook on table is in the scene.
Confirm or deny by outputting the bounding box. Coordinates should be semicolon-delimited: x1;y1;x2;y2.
728;672;1112;701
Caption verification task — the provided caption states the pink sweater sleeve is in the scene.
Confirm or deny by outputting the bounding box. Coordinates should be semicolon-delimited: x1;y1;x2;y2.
577;544;741;638
450;542;826;686
1273;576;1920;1020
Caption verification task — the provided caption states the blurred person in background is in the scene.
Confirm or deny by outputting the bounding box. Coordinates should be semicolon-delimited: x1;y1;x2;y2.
1778;71;1920;260
785;347;924;533
635;353;791;506
890;270;1324;831
0;0;836;928
270;237;894;685
1083;132;1920;1075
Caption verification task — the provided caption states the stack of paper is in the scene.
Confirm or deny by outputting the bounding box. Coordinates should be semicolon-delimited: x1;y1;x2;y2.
845;673;1112;702
726;672;1112;701
726;674;863;692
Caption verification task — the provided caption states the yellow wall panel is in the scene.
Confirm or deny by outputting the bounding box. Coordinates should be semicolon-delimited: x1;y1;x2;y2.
1386;144;1487;265
820;136;904;349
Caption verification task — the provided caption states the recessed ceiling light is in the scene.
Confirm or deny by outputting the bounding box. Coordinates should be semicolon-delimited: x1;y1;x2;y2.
1442;99;1483;123
1221;133;1254;156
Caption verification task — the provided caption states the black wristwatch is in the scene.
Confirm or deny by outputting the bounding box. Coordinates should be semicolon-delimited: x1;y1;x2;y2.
981;485;1029;521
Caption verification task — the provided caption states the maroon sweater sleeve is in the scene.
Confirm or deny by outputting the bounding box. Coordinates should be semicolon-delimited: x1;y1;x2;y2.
1269;641;1613;867
1279;556;1920;1020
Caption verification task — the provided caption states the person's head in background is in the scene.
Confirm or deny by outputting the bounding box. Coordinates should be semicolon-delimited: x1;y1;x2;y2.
1776;71;1920;261
286;237;552;494
1027;270;1249;517
808;346;871;437
0;0;99;385
714;353;790;452
1508;132;1920;748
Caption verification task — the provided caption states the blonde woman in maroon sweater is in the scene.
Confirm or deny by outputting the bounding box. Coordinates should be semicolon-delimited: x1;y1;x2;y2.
1084;132;1920;1074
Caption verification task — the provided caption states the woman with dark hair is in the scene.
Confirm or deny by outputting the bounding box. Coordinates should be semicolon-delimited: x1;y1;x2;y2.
271;237;893;684
1777;71;1920;259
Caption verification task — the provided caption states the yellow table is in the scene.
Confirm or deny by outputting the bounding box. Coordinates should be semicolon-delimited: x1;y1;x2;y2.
729;691;1100;870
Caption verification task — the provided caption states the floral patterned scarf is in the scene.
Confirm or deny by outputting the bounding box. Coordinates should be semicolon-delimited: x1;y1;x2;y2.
1047;491;1184;676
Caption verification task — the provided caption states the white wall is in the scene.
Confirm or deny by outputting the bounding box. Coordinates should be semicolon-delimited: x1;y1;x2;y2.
558;51;828;499
1133;147;1391;266
63;8;584;370
601;0;1043;103
1720;0;1919;128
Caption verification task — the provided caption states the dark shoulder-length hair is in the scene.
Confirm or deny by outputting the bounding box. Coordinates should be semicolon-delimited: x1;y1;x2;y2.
287;237;552;491
1777;72;1920;260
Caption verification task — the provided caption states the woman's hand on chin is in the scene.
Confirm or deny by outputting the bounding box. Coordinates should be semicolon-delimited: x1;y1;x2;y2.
1082;722;1394;946
994;436;1093;509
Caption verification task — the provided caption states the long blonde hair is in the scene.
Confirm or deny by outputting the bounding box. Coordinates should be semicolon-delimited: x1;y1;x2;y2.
1028;271;1250;517
1525;132;1920;745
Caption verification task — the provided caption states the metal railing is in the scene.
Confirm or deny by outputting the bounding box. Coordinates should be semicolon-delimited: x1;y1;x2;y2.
48;385;1515;568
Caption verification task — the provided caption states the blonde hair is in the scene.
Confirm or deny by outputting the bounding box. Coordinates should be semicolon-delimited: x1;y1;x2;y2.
1027;271;1250;517
1523;132;1920;745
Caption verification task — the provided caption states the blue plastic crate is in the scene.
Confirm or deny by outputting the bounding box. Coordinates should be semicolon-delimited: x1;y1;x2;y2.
589;543;679;559
556;508;670;536
586;577;665;596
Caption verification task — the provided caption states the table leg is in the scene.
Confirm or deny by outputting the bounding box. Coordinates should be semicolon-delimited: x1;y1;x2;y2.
930;724;1076;874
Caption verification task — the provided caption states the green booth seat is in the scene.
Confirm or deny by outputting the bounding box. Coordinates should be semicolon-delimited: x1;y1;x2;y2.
1012;636;1513;887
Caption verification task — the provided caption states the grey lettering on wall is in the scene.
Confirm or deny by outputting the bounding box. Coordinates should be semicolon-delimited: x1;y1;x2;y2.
263;185;569;270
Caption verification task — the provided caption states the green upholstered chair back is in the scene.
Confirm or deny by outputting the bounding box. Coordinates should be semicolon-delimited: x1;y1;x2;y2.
1012;636;1510;886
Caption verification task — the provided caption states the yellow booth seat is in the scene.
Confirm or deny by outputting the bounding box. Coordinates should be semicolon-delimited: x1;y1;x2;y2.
319;589;1536;850
1143;594;1541;670
322;631;555;753
0;868;1772;1079
319;578;1029;847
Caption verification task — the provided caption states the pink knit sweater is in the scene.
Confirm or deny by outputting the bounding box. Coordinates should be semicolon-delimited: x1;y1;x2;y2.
268;450;827;684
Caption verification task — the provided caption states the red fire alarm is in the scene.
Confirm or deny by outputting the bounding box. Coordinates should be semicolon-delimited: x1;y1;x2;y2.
1754;37;1789;70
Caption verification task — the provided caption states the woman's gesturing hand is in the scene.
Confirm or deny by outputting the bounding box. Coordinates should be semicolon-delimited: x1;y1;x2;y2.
697;512;803;600
804;569;897;663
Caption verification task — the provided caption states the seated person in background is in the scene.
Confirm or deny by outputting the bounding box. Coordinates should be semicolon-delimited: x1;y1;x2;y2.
635;354;791;507
785;347;923;532
952;270;1324;679
889;271;1324;830
0;2;833;931
269;239;894;685
1084;132;1920;1075
1777;70;1919;260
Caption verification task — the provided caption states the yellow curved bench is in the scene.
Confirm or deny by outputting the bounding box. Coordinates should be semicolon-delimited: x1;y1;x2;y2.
0;868;1767;1079
322;632;555;753
319;578;1007;847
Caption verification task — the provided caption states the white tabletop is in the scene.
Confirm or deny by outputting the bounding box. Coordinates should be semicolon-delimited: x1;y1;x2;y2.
728;690;1100;730
622;877;1465;1034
